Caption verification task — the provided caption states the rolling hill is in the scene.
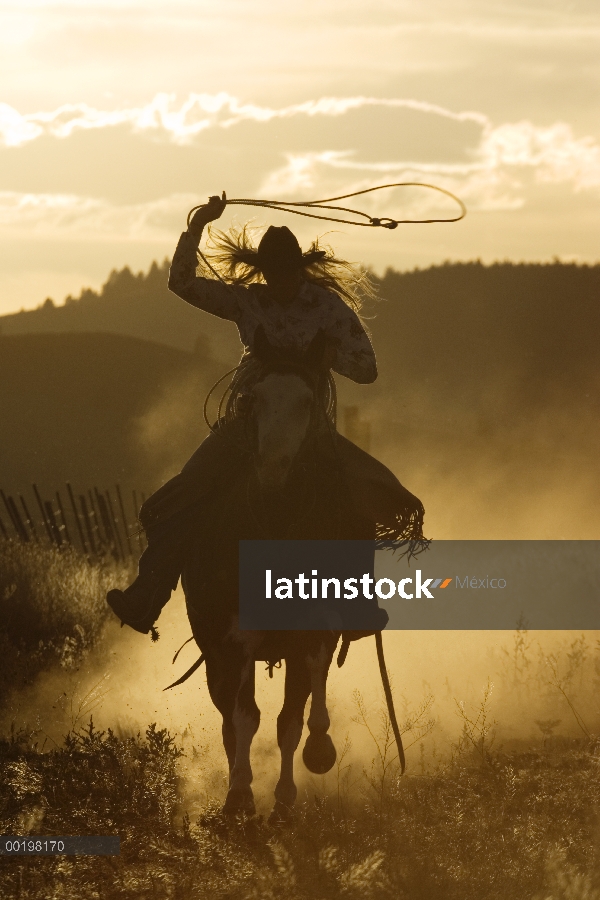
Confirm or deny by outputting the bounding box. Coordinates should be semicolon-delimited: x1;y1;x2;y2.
1;258;598;539
0;260;240;363
0;331;224;497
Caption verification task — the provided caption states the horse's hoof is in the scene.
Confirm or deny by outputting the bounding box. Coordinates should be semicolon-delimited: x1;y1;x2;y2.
222;787;256;817
268;800;295;827
302;732;336;774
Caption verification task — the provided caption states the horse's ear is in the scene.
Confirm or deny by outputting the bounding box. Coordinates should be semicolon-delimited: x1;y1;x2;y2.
253;324;273;363
305;329;335;370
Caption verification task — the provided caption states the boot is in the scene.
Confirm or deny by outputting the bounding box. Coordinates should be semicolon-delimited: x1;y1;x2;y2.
107;573;173;635
107;510;191;635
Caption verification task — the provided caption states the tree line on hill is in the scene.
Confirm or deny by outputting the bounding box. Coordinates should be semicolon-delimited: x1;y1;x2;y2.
0;257;598;537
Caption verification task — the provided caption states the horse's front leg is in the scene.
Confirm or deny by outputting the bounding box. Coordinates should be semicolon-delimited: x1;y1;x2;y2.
302;637;337;775
270;653;312;825
205;645;260;816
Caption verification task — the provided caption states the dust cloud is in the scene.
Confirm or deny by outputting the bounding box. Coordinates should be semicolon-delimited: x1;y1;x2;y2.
130;334;226;491
4;269;600;812
3;583;598;815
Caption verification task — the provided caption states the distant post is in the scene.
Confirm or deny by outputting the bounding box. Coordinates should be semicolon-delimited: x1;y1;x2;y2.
343;405;371;454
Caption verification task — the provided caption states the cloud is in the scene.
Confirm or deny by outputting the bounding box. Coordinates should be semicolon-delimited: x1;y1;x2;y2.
1;93;598;193
480;121;600;191
0;190;196;241
0;93;490;149
0;93;598;239
257;118;600;211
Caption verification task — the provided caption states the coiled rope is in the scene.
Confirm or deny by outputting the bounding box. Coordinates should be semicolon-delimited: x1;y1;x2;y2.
188;181;466;315
189;181;465;290
187;181;465;231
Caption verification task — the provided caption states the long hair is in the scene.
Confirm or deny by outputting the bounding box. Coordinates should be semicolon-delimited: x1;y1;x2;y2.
197;223;377;313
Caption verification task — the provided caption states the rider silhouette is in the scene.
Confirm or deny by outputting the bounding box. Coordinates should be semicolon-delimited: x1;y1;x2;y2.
107;193;424;636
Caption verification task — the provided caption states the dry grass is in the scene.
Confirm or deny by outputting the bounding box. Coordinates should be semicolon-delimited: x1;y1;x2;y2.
0;540;131;698
0;718;599;899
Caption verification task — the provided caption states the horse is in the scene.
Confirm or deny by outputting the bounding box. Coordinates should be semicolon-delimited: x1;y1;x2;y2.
180;330;378;823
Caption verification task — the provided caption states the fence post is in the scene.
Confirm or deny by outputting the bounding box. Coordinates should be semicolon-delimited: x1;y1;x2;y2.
79;495;96;555
32;484;54;545
88;490;105;553
95;489;120;561
116;484;133;556
44;500;62;546
1;490;28;542
20;495;39;542
132;490;142;552
55;491;72;547
66;482;88;554
105;489;125;560
8;496;30;543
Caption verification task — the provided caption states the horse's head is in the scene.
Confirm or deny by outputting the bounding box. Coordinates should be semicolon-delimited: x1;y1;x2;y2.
250;327;332;491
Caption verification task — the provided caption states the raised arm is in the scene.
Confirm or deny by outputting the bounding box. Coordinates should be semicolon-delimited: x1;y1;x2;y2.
168;192;242;322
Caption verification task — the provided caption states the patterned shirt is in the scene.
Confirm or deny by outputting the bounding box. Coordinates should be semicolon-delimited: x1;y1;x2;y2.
168;231;378;384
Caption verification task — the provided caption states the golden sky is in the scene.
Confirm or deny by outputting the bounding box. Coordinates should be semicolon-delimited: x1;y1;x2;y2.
1;0;599;314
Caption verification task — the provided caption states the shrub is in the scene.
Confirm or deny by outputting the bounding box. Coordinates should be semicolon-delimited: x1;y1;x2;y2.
0;540;131;695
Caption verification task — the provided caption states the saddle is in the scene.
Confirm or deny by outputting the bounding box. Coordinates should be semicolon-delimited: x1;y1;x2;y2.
140;422;424;545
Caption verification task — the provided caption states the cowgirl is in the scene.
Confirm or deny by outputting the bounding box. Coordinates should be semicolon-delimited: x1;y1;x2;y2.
108;193;424;634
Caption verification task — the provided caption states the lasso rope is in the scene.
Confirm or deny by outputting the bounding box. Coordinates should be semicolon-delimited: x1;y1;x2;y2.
189;181;466;312
187;182;466;230
375;631;406;774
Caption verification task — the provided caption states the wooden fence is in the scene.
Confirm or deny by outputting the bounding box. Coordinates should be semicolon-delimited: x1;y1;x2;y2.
0;483;146;562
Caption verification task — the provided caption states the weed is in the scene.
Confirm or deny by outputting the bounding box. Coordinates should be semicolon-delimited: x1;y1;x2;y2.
542;639;593;739
351;688;435;826
0;541;131;699
454;678;497;766
0;716;599;898
500;615;533;692
534;850;600;900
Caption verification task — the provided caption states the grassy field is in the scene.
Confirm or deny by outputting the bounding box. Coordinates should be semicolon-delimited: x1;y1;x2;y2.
1;540;599;899
1;719;599;899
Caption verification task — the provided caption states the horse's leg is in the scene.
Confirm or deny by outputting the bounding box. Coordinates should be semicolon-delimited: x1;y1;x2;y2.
270;654;312;824
302;638;337;775
205;647;260;816
204;651;237;778
186;605;238;779
226;650;260;814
